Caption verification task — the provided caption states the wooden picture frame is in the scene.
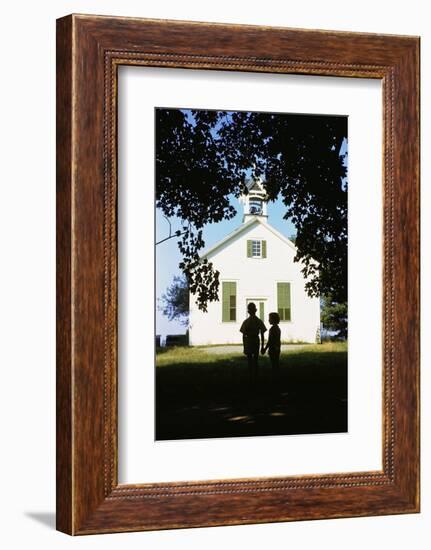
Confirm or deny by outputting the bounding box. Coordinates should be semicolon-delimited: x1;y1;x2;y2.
56;14;420;535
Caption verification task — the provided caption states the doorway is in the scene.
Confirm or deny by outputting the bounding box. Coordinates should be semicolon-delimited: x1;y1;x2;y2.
246;298;266;322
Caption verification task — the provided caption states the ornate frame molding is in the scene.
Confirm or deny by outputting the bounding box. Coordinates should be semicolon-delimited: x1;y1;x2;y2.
57;15;419;534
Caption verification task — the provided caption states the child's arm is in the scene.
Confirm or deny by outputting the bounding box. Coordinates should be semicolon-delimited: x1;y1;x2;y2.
260;329;266;354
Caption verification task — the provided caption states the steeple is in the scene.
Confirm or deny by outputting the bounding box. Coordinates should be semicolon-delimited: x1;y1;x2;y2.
239;176;268;223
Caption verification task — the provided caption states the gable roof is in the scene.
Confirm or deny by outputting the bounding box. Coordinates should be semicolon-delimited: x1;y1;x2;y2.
245;177;265;193
201;216;297;259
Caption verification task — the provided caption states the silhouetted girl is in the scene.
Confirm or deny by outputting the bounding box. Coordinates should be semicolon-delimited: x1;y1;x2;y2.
263;312;281;378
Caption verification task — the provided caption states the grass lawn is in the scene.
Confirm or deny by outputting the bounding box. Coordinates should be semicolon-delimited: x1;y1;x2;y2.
156;342;347;441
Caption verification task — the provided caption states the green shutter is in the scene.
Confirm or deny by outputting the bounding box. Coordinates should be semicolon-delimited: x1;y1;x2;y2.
277;282;291;321
277;283;283;320
222;282;229;322
285;282;291;321
247;240;252;258
262;240;267;258
259;301;264;321
222;282;237;322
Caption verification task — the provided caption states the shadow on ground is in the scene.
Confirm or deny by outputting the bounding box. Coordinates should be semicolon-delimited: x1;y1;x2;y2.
156;349;347;440
25;512;56;530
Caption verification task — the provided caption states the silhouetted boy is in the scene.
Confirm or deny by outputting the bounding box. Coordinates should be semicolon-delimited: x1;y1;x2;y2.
240;302;267;381
263;312;281;378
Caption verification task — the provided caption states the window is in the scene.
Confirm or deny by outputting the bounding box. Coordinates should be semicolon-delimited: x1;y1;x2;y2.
277;282;291;321
252;240;261;257
247;239;267;258
222;281;237;322
249;197;263;215
229;295;236;321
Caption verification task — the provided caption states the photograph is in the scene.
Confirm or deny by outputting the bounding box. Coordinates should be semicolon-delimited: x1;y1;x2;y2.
155;107;348;440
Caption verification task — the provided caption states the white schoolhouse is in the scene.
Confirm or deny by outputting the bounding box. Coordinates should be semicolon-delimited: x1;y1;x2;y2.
188;179;321;345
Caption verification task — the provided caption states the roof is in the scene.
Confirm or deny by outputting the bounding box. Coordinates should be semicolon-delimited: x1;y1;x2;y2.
245;177;265;193
200;216;297;259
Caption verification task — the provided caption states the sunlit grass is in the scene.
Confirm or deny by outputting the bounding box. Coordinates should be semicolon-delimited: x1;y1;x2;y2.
156;341;347;367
